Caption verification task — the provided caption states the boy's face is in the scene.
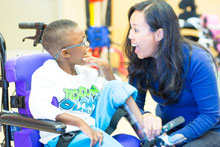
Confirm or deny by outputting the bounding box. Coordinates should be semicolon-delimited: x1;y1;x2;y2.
62;27;89;65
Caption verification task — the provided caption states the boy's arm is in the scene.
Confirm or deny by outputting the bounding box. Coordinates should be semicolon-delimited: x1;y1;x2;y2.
55;113;86;128
100;63;115;80
56;113;103;146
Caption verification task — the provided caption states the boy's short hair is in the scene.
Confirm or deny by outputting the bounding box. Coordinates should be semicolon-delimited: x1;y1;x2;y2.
42;19;78;55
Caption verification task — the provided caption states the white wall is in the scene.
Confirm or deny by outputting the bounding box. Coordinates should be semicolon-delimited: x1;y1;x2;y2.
1;0;220;58
0;0;86;58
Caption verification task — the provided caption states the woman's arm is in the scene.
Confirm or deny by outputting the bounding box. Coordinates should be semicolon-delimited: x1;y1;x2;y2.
129;77;163;141
171;48;220;141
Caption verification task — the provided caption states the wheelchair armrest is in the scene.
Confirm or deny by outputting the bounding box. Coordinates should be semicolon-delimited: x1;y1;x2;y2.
0;112;66;134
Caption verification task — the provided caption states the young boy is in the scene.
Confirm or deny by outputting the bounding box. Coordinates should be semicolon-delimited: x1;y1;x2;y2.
29;19;144;147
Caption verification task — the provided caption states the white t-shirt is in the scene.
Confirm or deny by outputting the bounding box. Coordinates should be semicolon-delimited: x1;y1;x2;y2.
29;59;107;144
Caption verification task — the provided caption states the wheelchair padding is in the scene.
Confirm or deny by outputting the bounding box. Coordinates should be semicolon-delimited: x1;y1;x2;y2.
113;134;141;147
5;53;53;91
5;53;53;116
14;128;42;147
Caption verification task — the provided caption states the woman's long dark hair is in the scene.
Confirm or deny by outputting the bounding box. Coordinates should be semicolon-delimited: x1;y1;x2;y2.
124;0;191;105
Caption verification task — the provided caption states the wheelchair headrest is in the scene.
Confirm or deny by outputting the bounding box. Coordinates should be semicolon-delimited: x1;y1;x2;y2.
5;53;53;93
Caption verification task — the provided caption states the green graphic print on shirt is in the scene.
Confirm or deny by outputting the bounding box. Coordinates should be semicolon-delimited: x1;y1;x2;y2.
59;85;100;114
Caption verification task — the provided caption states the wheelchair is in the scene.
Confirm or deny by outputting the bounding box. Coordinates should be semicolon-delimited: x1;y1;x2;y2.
0;29;143;146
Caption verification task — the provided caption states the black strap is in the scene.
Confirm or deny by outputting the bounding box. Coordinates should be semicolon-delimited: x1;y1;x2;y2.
56;130;80;147
105;107;127;135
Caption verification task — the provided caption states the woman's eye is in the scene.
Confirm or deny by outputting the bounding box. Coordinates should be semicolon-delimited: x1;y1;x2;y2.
129;27;139;33
134;29;139;32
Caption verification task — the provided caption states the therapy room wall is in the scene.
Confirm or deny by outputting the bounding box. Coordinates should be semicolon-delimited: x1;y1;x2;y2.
111;0;220;50
0;0;219;58
0;0;87;58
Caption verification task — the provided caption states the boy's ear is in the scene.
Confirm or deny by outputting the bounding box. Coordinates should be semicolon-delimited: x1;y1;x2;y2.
61;49;71;58
155;28;164;41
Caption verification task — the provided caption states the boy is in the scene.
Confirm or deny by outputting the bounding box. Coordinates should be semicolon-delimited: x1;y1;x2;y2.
29;19;144;147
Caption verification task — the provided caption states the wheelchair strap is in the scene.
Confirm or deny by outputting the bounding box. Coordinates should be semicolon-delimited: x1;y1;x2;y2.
56;130;81;147
105;107;127;135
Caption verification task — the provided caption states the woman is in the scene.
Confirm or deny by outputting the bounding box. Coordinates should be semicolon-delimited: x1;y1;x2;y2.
123;0;220;146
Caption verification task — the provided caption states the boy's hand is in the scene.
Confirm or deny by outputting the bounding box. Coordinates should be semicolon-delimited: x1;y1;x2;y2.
80;124;103;147
83;55;109;69
83;55;115;80
56;113;103;146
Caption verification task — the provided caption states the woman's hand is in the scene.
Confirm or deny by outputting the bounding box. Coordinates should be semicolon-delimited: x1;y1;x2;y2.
143;113;162;141
80;124;103;147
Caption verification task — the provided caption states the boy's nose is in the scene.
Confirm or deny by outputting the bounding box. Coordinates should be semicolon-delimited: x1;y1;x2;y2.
86;42;90;48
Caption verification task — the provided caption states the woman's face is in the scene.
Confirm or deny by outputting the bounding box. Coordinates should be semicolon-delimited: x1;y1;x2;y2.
128;10;159;59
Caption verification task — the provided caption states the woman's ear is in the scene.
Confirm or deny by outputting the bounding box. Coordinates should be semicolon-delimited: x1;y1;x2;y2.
155;28;164;41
